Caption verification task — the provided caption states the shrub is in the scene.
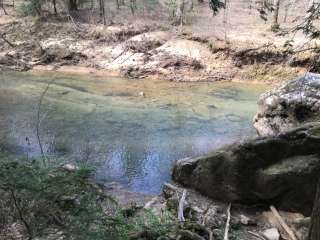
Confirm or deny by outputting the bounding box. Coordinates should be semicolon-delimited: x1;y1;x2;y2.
0;155;115;239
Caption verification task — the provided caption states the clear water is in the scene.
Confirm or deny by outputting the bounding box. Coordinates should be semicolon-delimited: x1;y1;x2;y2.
0;71;268;194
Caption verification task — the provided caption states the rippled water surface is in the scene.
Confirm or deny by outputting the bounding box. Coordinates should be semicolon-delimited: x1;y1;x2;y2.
0;71;268;193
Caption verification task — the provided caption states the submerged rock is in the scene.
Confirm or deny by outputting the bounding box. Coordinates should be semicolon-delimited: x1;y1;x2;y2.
253;73;320;136
172;123;320;215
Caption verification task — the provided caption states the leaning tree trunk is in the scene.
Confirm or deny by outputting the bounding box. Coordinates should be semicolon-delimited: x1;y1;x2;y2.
271;0;280;31
309;180;320;240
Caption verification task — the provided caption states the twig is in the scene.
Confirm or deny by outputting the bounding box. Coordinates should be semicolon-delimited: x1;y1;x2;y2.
292;46;319;54
178;189;187;222
248;231;267;240
10;189;33;240
270;205;299;240
36;79;55;166
223;203;231;240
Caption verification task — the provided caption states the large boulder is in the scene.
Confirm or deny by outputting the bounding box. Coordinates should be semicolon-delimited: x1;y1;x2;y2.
253;73;320;136
172;123;320;215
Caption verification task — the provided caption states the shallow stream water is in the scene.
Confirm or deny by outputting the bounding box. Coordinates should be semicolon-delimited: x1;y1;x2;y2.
0;71;268;194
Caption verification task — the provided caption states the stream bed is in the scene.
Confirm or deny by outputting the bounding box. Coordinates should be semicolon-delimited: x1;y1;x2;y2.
0;71;268;194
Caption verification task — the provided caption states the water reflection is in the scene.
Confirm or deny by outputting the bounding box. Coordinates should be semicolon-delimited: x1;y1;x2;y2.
0;71;268;194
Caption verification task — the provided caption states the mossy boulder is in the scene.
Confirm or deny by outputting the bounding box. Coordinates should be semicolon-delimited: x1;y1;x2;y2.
253;73;320;136
172;123;320;215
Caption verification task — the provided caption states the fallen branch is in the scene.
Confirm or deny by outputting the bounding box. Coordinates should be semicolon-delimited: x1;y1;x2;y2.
270;205;299;240
178;189;187;222
223;203;231;240
235;43;273;56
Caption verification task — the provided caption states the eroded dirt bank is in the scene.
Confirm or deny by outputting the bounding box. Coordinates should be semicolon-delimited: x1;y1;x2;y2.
0;16;315;83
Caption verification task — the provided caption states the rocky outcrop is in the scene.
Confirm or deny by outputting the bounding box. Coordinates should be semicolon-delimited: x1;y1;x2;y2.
172;123;320;215
253;73;320;136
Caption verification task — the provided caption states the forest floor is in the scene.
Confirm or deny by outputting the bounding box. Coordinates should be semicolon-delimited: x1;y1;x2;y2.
0;0;318;84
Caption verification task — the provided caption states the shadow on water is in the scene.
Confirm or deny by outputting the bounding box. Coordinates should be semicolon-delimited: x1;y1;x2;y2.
0;71;269;194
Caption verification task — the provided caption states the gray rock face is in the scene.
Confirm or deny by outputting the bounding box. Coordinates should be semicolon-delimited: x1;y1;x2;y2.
172;123;320;215
253;73;320;136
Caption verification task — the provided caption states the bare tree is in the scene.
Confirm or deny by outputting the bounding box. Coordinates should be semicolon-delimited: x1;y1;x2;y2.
99;0;106;25
68;0;78;11
129;0;137;15
174;0;185;25
271;0;281;31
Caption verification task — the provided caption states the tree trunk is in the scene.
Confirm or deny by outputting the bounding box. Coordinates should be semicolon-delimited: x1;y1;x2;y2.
99;0;106;25
68;0;78;11
271;0;280;31
174;0;185;25
52;0;57;15
129;0;137;15
309;180;320;240
34;2;42;16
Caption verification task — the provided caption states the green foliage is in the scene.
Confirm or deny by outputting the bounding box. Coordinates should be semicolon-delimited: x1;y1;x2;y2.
0;155;179;239
0;156;115;239
114;210;177;239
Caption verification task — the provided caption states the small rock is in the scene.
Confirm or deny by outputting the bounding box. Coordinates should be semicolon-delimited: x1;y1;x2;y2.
262;228;280;240
239;214;256;226
61;163;78;172
138;91;145;97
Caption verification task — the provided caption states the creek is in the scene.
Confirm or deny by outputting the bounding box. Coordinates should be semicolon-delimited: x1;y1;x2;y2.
0;71;268;194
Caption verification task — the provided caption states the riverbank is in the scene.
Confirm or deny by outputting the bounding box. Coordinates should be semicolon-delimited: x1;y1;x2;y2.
0;13;314;84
